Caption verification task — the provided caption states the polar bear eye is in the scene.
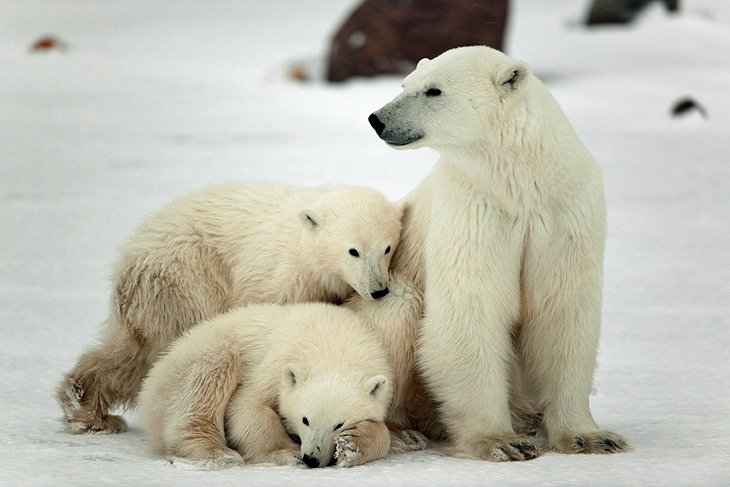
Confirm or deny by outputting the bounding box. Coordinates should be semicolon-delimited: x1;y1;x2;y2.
425;88;441;97
302;417;309;426
349;248;360;257
334;422;345;431
289;433;302;445
384;246;391;255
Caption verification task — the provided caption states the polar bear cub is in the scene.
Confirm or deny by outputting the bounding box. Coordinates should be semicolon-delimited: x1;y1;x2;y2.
57;182;402;435
369;46;628;460
138;303;393;469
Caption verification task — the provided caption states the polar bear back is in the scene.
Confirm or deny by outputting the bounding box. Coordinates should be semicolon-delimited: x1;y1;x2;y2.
113;182;402;308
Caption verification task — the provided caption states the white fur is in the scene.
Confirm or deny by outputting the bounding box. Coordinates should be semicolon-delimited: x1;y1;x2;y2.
371;46;628;459
122;181;401;305
138;303;393;468
56;181;402;435
345;275;445;443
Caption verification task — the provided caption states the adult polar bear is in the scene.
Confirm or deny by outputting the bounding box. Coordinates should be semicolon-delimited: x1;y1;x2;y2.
368;46;628;460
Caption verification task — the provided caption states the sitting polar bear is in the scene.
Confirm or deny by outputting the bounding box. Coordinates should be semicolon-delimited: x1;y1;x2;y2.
368;46;629;460
138;302;394;469
57;182;403;435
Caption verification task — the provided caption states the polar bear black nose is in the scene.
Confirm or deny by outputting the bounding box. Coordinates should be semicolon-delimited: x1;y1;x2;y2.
303;454;320;468
368;113;385;135
371;287;389;300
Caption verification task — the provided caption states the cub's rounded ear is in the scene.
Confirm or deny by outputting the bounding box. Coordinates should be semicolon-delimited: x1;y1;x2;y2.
417;58;430;69
495;61;530;92
398;199;409;219
299;208;323;231
392;199;408;225
283;364;304;389
364;375;389;400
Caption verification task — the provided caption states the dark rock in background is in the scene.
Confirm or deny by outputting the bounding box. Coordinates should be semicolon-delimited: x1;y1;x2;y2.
30;35;68;53
671;97;708;119
326;0;509;83
585;0;679;26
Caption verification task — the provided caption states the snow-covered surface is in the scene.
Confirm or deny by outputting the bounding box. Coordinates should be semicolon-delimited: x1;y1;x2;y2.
1;1;729;485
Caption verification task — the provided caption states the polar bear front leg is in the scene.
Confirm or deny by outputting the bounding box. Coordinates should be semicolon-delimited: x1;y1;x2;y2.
387;426;430;454
335;420;390;467
419;198;540;461
225;388;302;466
520;214;629;454
420;303;539;462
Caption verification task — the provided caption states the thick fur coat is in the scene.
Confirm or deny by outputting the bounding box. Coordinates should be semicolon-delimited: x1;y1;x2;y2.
369;46;628;460
57;182;402;434
138;303;394;469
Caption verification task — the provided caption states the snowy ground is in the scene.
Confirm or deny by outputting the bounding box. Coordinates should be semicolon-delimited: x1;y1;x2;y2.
1;0;729;485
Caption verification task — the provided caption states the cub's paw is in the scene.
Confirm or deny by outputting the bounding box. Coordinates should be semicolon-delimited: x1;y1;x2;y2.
67;414;128;435
186;448;243;470
56;375;85;420
251;448;302;467
453;434;540;462
389;429;429;454
386;276;422;301
334;434;361;467
202;448;243;470
554;430;630;454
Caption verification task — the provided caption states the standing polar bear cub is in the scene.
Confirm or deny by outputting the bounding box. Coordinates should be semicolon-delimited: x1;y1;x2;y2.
138;303;393;469
57;182;402;435
369;46;628;460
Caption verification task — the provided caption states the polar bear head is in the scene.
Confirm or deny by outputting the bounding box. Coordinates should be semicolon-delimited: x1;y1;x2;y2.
368;46;533;153
298;187;402;301
278;364;391;468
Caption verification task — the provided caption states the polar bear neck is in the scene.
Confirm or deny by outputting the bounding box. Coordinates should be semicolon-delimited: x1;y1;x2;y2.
281;247;353;305
435;85;596;208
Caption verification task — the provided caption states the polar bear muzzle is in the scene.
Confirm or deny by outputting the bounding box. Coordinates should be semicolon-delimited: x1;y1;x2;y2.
371;287;389;300
368;108;423;147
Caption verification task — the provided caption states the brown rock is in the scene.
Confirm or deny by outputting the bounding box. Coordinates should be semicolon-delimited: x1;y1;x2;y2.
585;0;679;26
30;35;68;53
326;0;509;83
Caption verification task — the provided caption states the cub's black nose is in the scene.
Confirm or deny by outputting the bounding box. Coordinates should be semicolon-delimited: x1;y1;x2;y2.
368;113;385;135
302;454;320;468
371;287;389;300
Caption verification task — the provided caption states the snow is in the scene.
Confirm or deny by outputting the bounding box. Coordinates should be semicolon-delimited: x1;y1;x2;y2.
1;0;729;485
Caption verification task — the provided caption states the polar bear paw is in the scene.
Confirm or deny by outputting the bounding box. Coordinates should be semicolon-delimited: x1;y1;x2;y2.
386;275;421;301
67;414;128;435
191;448;243;470
453;434;540;462
554;430;630;454
249;448;302;467
334;434;360;467
389;428;429;454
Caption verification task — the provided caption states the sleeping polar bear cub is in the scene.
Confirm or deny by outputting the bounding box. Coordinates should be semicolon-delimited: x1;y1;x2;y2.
138;303;394;469
368;46;629;460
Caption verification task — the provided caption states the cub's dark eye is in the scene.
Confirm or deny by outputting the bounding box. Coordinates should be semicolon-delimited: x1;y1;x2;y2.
425;88;441;97
302;417;309;426
349;248;359;257
334;422;344;431
289;433;302;445
384;246;391;255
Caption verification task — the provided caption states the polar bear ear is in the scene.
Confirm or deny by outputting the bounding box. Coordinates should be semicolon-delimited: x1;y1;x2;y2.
299;208;323;231
495;61;530;92
417;58;430;69
398;199;410;220
283;364;304;389
364;375;388;400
